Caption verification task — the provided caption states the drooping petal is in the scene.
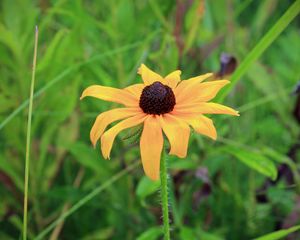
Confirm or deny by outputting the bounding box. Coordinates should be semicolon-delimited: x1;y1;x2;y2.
177;80;230;105
165;70;181;89
174;102;239;116
138;64;164;85
125;84;145;100
80;85;138;107
140;115;163;180
90;108;141;147
101;113;147;159
159;114;190;158
174;73;213;103
173;113;217;140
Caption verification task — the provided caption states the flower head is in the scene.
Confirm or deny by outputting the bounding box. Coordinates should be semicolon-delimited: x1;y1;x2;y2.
80;64;239;180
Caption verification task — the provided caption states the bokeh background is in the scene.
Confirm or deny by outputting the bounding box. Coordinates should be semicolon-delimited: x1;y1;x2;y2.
1;0;300;239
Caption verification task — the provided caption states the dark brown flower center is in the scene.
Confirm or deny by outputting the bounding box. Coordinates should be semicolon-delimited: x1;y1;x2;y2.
139;81;176;115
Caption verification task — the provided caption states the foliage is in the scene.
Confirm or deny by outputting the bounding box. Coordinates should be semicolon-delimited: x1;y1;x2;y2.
0;0;300;239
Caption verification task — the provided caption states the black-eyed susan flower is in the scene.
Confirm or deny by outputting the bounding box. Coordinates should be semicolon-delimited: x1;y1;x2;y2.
80;64;239;180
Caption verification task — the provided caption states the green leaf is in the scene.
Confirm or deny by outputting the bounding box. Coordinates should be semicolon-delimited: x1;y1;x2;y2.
36;29;67;71
0;155;23;191
168;156;198;170
198;229;224;240
82;227;114;240
136;176;160;200
262;146;300;187
253;225;300;240
68;142;103;175
136;227;163;240
225;147;277;180
183;0;203;53
180;227;197;240
0;95;14;113
261;147;291;164
180;226;225;240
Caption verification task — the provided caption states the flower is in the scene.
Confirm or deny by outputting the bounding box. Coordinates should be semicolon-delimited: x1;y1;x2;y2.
80;64;239;180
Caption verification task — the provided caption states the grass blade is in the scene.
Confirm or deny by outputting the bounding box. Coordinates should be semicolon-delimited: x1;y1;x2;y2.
253;225;300;240
23;26;39;240
217;0;300;102
34;162;140;240
0;41;142;131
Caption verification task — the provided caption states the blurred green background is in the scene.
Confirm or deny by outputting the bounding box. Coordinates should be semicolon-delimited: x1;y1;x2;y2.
1;0;300;239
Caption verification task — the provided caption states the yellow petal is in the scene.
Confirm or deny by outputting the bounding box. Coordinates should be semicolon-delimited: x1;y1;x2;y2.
125;84;145;100
80;85;138;107
101;113;147;159
90;108;141;147
159;114;190;158
174;102;239;116
137;64;164;85
174;73;213;103
165;70;181;89
174;113;217;140
177;80;230;105
140;115;163;180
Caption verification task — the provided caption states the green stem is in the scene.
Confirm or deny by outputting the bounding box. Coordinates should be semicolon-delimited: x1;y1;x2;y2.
23;26;38;240
160;149;170;240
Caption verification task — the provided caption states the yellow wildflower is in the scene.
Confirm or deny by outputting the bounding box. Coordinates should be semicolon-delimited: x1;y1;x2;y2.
81;64;239;180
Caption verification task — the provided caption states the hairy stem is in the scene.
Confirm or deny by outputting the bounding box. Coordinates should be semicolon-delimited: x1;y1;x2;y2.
160;149;170;240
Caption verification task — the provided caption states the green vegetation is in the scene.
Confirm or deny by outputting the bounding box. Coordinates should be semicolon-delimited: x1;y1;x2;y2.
0;0;300;239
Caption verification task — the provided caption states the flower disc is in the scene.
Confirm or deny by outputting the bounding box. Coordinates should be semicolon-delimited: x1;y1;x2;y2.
139;82;176;115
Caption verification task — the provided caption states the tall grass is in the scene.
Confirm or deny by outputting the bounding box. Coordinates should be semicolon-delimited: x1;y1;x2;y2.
35;162;140;240
0;0;299;239
217;0;300;101
23;26;39;240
